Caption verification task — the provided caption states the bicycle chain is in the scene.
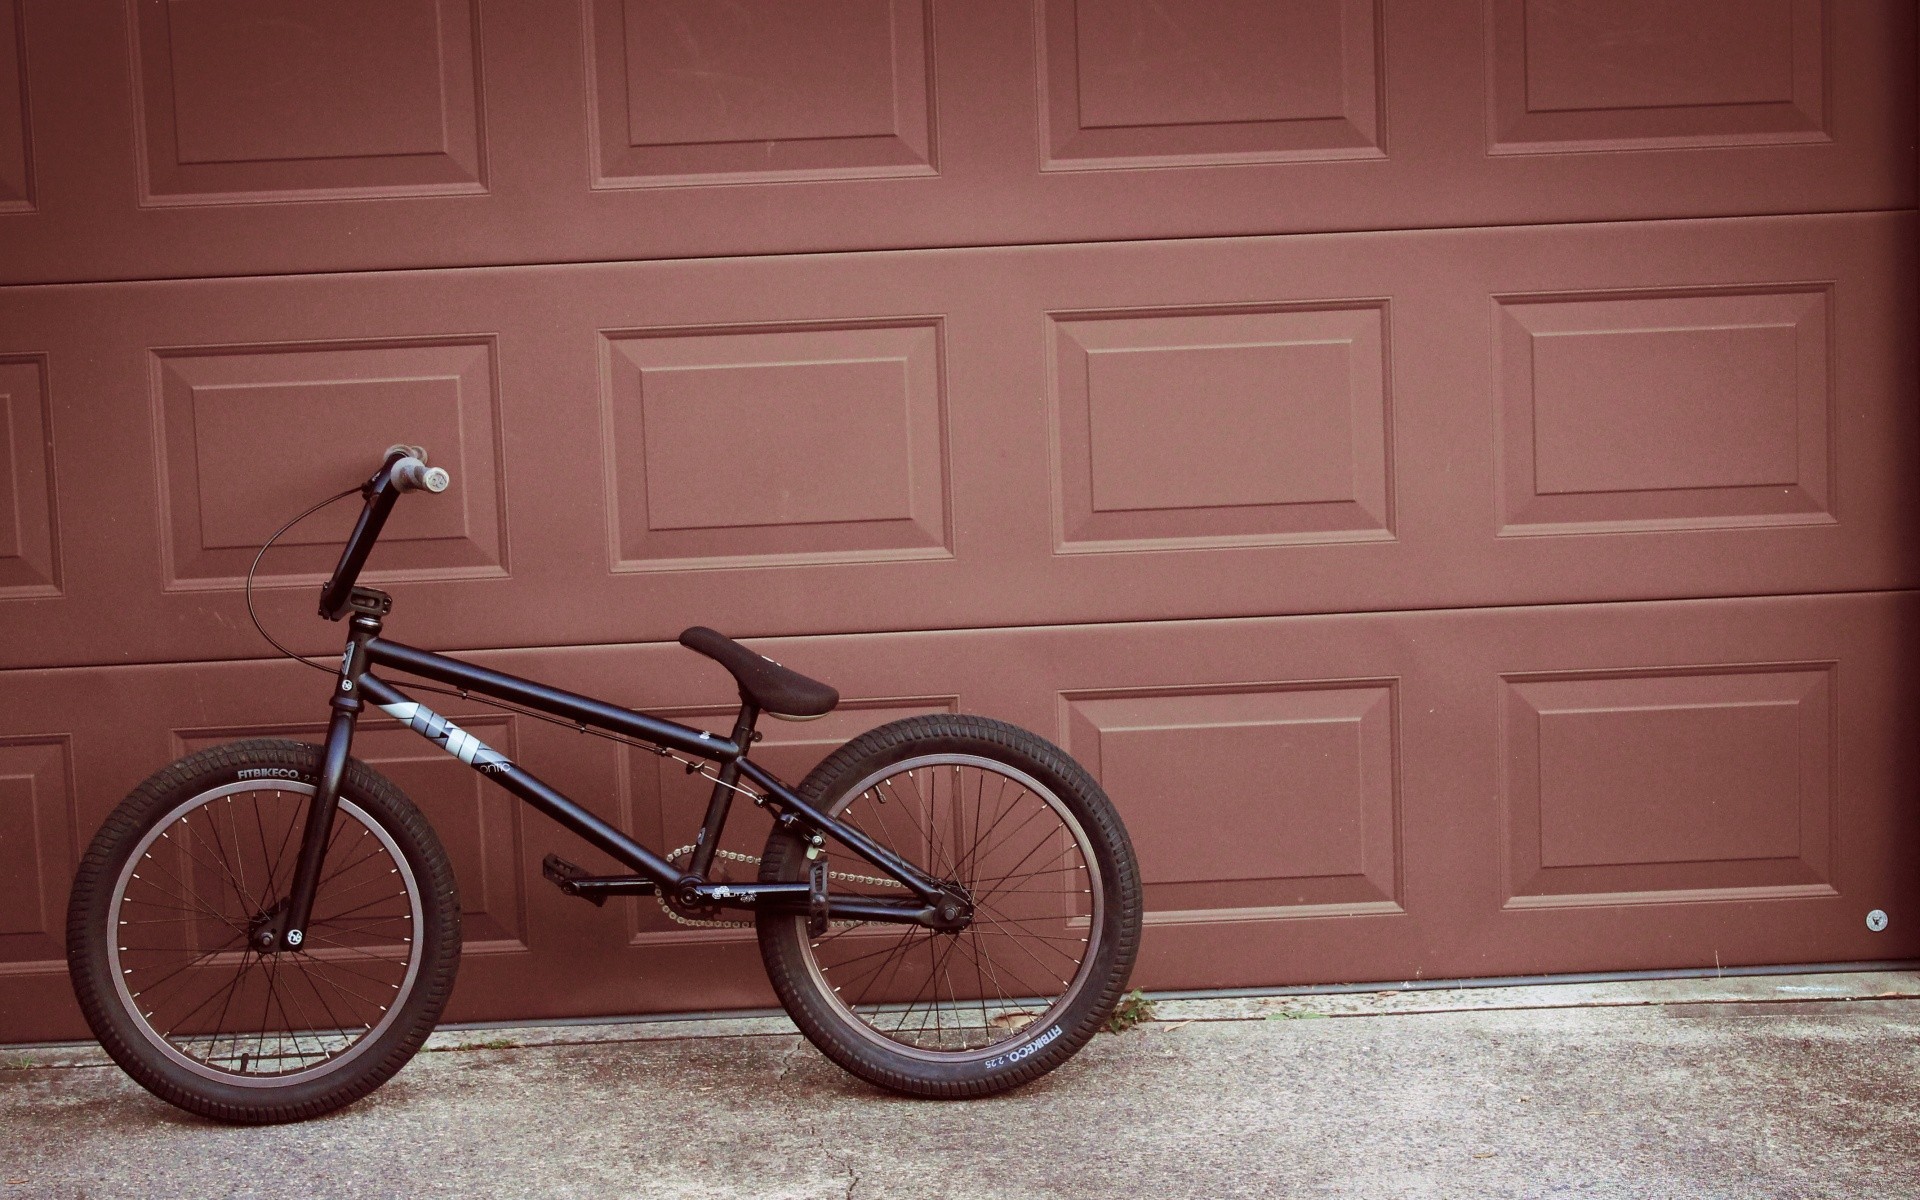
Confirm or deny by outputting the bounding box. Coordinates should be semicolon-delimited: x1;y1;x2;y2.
654;845;906;929
634;745;907;930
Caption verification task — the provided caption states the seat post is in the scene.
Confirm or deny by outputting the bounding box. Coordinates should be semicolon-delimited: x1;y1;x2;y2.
687;698;760;881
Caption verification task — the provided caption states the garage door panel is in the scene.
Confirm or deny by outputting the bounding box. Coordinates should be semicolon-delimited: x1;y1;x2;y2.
1;592;1911;1038
0;212;1910;670
0;1;1910;285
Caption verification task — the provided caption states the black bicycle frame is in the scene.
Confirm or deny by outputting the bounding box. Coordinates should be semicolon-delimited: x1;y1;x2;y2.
273;454;957;952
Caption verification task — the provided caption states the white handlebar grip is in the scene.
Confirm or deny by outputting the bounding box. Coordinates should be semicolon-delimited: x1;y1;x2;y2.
390;456;452;494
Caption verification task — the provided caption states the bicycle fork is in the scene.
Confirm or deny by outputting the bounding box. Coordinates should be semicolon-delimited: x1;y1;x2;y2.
269;609;381;953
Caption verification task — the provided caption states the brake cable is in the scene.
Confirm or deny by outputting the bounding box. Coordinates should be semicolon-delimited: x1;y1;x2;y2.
244;484;363;675
245;487;771;806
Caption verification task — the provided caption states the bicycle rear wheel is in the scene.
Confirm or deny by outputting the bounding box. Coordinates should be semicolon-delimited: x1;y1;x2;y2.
757;715;1142;1097
66;739;460;1123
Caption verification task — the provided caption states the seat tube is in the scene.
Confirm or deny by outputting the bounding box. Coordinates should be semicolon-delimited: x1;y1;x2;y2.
688;700;758;880
279;610;380;951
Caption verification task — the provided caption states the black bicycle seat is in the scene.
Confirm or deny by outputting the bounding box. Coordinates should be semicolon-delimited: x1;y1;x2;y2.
678;627;838;719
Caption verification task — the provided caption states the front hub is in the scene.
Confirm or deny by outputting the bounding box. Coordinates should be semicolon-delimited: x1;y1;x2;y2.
247;900;290;954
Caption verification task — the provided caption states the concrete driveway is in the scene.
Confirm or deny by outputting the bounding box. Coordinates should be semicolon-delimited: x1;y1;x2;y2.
2;971;1916;1199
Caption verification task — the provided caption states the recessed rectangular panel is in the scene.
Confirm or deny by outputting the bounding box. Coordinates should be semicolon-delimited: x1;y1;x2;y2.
1538;704;1803;868
153;339;506;586
1041;0;1382;168
0;0;29;211
0;355;56;596
642;360;915;531
588;0;934;185
177;718;529;950
0;739;72;959
616;699;953;946
1088;344;1354;512
1052;304;1390;551
603;321;950;569
1496;288;1831;534
1063;683;1398;918
133;0;485;203
1489;0;1827;152
1502;666;1835;906
1532;326;1800;495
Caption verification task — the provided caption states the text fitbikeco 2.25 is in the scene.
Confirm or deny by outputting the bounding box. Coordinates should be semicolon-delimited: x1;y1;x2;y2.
64;448;1144;1124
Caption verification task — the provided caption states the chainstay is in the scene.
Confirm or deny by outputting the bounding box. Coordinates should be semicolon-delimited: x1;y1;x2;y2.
655;845;906;929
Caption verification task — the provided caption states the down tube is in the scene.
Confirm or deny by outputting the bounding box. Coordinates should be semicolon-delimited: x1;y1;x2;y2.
356;675;684;885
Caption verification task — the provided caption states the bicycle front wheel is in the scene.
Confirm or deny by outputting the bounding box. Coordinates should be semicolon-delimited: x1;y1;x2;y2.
66;739;460;1124
757;715;1143;1098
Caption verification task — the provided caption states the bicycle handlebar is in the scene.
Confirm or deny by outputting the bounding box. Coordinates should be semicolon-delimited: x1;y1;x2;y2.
316;448;453;621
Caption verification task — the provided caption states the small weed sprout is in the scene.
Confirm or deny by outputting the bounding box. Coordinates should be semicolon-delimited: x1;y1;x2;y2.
1106;988;1155;1034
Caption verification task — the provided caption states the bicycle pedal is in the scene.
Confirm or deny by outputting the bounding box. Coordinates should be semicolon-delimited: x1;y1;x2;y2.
541;853;608;907
807;858;829;937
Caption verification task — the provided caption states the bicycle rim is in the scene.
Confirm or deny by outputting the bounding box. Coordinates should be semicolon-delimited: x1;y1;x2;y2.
106;781;424;1088
794;753;1105;1063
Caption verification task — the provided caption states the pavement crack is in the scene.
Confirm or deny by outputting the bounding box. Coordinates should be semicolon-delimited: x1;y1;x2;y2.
811;1133;859;1200
776;1039;811;1084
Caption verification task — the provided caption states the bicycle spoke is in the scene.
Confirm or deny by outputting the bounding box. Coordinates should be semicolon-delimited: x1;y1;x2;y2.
192;949;257;1064
294;955;365;1044
125;857;246;930
180;810;259;916
834;931;925;1002
848;929;935;1010
302;959;395;1013
124;933;244;1004
309;890;410;924
298;933;411;964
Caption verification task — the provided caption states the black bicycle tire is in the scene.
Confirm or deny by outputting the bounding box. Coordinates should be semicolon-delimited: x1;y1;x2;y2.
66;738;461;1124
756;714;1143;1098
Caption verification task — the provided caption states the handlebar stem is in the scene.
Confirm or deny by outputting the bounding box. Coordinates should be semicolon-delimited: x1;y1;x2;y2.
316;450;412;621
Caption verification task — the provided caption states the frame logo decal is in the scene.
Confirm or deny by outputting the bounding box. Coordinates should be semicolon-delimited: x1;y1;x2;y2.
379;700;513;773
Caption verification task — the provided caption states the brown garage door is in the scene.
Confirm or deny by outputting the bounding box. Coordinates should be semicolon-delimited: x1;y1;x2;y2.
1;1;1915;1042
